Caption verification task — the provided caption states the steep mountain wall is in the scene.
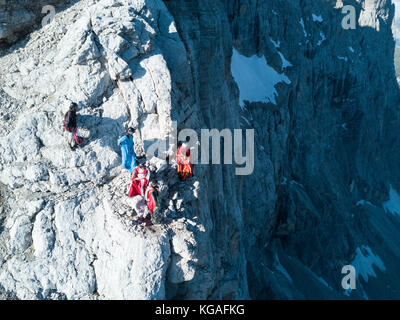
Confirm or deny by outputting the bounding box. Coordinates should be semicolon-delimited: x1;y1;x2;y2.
0;0;400;300
229;0;400;299
164;0;400;299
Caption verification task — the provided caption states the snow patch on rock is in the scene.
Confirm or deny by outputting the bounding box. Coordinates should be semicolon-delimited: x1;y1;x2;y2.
351;246;386;283
383;185;400;216
231;49;290;106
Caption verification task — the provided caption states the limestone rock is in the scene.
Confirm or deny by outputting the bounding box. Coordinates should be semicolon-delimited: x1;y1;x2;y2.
0;0;400;301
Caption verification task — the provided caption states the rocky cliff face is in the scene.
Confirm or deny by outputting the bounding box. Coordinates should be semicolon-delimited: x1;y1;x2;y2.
0;0;73;47
0;0;400;300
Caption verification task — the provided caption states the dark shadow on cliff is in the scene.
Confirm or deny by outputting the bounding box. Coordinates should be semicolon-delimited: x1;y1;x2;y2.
0;0;80;57
0;182;8;236
224;0;400;299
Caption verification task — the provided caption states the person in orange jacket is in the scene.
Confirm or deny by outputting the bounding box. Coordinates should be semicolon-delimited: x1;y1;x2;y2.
176;141;193;181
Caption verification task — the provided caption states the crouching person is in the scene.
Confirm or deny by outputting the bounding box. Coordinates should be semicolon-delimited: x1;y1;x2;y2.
128;163;150;197
127;195;151;224
145;180;160;224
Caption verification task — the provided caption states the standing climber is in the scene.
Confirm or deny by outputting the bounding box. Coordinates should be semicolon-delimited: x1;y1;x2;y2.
63;102;83;149
176;140;193;181
145;180;160;224
128;163;150;197
118;127;137;173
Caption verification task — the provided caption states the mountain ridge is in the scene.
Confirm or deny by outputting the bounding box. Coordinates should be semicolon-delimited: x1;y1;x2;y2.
0;0;400;299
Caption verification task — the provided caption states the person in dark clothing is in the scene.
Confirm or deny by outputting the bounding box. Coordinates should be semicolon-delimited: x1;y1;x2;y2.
64;102;82;149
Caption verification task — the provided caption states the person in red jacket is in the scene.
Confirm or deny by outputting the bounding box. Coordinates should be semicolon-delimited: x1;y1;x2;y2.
128;163;150;197
176;141;193;181
145;180;160;224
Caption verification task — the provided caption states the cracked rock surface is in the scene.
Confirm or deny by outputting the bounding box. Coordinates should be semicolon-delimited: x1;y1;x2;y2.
0;0;214;300
1;0;400;300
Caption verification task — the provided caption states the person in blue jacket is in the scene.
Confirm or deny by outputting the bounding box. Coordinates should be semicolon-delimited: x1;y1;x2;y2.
118;127;137;174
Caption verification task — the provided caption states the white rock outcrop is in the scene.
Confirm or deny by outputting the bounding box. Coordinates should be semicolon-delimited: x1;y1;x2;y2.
0;0;215;300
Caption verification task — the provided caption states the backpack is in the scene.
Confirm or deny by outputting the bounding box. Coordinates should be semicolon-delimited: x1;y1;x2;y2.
63;112;71;132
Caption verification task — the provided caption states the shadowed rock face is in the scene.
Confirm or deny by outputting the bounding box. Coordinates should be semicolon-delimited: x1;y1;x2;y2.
0;0;73;47
0;0;399;300
164;0;400;299
227;0;400;299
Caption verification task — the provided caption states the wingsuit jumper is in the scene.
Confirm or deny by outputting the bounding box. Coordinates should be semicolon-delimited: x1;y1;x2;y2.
176;141;193;181
128;163;150;197
132;196;151;222
145;180;159;223
63;102;83;149
118;127;137;173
